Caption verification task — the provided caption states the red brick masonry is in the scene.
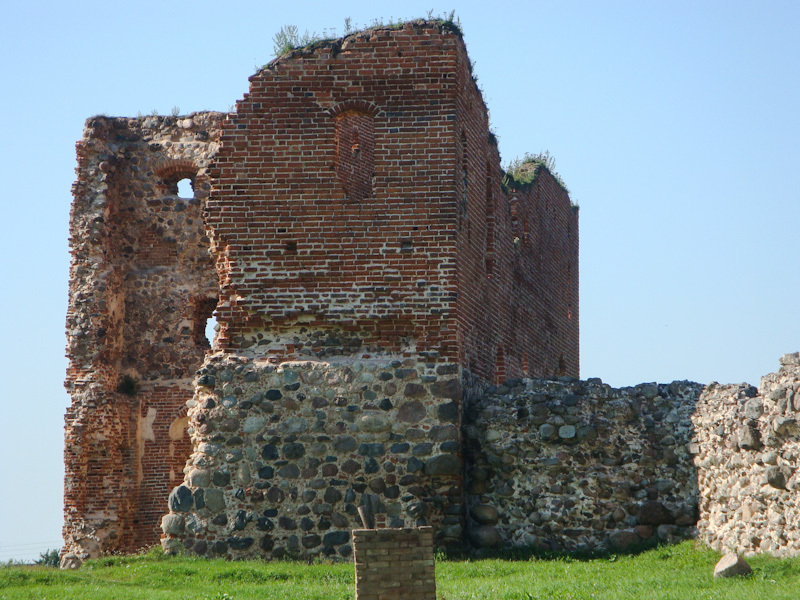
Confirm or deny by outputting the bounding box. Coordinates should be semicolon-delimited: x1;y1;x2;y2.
353;527;436;600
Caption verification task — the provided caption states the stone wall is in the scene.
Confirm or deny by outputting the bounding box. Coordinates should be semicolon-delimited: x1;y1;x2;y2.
160;355;464;559
353;527;436;600
460;354;800;558
463;377;704;552
694;353;800;557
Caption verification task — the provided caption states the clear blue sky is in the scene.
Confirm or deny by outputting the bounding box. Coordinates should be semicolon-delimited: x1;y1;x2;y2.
1;0;798;562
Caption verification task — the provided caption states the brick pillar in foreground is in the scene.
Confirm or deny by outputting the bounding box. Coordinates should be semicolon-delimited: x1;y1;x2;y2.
353;527;436;600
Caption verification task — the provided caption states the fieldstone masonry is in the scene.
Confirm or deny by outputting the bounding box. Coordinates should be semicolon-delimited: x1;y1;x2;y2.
694;352;800;557
159;356;464;559
64;17;800;563
464;377;704;553
64;112;222;557
458;353;800;557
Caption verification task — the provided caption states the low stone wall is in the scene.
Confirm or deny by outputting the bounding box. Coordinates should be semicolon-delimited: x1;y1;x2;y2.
161;354;464;559
463;377;704;552
159;351;800;559
353;527;436;600
694;353;800;557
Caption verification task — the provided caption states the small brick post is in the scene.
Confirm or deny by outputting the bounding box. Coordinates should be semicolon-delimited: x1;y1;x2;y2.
352;527;437;600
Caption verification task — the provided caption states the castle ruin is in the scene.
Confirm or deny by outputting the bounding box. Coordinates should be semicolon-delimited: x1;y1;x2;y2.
64;20;800;562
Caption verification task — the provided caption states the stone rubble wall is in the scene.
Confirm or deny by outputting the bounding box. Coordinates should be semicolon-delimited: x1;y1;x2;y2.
694;352;800;557
462;354;800;557
353;527;436;600
463;377;704;553
160;355;464;559
63;113;223;559
158;352;800;559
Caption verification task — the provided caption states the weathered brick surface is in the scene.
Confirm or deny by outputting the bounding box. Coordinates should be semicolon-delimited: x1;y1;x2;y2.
451;57;578;384
353;527;436;600
206;20;578;380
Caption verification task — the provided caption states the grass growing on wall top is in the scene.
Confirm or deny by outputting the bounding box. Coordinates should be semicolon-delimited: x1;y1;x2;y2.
3;541;800;599
503;150;571;195
271;12;463;59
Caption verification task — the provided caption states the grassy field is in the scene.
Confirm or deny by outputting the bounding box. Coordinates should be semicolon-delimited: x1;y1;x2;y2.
2;541;799;600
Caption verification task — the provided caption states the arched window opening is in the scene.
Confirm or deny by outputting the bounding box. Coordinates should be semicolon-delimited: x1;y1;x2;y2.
156;161;198;198
567;263;573;320
177;178;194;198
460;131;468;215
509;197;521;242
556;355;566;377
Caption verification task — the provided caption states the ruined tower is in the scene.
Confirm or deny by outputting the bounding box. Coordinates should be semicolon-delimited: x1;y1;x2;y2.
64;19;578;560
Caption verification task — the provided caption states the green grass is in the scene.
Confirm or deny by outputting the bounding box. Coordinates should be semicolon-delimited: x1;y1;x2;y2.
437;542;800;599
2;542;799;600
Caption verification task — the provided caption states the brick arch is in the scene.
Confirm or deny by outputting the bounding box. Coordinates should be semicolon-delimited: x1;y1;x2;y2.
154;160;211;200
326;100;381;120
154;159;198;181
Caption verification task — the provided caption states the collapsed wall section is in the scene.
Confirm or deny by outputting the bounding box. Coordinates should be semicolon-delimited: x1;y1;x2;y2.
694;353;800;557
64;113;223;559
464;377;703;552
160;356;463;558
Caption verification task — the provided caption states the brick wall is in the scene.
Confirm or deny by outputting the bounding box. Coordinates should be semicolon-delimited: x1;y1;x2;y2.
132;386;192;549
452;44;579;382
207;22;464;360
353;527;436;600
206;20;578;379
